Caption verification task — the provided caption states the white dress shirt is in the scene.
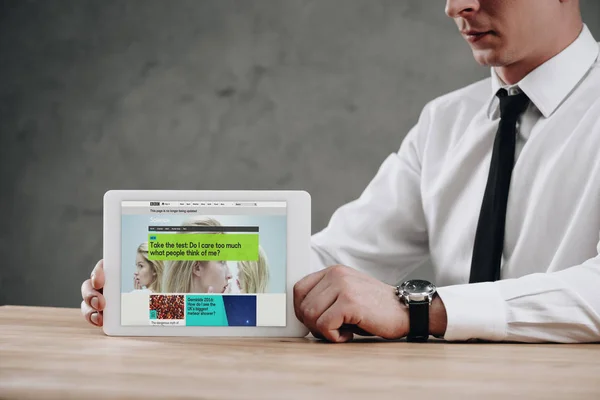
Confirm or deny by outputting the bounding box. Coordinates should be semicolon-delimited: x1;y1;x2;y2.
310;25;600;343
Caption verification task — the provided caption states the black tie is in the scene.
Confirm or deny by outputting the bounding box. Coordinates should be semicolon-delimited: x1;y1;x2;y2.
469;88;530;283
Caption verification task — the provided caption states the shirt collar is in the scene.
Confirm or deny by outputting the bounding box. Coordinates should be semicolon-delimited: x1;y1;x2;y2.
487;24;599;119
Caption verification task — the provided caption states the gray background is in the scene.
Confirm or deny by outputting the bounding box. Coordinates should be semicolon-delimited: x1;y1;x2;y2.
1;0;599;307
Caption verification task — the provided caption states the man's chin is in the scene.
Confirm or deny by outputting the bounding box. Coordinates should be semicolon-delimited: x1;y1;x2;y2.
471;48;505;67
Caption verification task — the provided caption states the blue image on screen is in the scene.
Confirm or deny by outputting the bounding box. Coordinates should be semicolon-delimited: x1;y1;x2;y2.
222;296;257;326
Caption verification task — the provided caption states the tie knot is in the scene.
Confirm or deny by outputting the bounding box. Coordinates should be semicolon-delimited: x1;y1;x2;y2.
496;88;529;120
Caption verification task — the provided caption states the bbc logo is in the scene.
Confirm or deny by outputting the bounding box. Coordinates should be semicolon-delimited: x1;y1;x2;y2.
150;202;160;206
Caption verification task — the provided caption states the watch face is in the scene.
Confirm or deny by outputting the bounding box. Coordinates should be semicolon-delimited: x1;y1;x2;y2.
401;280;436;296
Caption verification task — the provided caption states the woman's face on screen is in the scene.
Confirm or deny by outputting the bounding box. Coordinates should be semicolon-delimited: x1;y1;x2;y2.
134;253;155;288
237;276;243;293
194;261;232;293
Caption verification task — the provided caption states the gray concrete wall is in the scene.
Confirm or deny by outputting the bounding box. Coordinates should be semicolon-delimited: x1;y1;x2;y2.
1;0;599;307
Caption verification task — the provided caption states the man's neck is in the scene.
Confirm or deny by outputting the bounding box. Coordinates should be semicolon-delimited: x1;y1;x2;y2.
495;22;584;85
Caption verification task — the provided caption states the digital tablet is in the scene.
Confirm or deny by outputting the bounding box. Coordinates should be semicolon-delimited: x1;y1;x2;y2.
102;190;311;337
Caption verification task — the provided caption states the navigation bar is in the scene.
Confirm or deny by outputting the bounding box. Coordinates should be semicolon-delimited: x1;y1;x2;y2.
148;226;259;232
122;201;286;208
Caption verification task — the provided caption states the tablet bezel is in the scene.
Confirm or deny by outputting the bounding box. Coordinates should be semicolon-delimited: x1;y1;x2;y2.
103;190;310;337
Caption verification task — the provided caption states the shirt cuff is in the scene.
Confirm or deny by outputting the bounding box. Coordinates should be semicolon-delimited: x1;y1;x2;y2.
436;282;508;341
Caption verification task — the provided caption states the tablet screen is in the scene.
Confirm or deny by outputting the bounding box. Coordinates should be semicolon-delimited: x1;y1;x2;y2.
119;200;287;327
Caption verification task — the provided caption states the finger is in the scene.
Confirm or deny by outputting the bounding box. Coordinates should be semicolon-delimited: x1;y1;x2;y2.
336;326;355;342
342;324;375;336
298;282;338;330
81;300;104;327
81;279;106;311
300;275;335;311
293;269;328;321
207;286;214;293
91;259;105;290
315;301;355;343
309;329;327;341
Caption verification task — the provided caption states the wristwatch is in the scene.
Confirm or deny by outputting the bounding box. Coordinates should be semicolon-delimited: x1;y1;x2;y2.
396;279;437;342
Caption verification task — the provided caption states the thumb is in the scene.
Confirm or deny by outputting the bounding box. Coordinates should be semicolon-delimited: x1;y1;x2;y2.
207;286;214;293
91;260;105;290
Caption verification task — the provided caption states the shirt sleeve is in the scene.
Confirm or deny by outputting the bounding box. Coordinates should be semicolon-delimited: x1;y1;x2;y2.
437;243;600;342
310;104;433;285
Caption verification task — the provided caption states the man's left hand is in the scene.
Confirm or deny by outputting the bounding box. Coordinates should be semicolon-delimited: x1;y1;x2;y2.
293;265;409;343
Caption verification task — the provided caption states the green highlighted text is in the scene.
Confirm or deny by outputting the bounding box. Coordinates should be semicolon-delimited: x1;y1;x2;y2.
147;233;258;261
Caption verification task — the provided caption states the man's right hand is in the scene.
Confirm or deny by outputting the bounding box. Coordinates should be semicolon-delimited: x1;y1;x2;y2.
81;260;106;327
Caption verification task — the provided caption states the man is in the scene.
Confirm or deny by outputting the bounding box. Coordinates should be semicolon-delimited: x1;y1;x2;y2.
81;0;600;343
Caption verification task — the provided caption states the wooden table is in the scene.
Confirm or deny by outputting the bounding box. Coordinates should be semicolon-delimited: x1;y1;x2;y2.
1;306;599;399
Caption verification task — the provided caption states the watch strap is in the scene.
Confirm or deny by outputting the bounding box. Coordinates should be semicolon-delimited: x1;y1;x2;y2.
407;300;429;342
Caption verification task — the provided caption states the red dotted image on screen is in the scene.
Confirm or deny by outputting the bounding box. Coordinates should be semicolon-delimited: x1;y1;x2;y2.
149;295;185;320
